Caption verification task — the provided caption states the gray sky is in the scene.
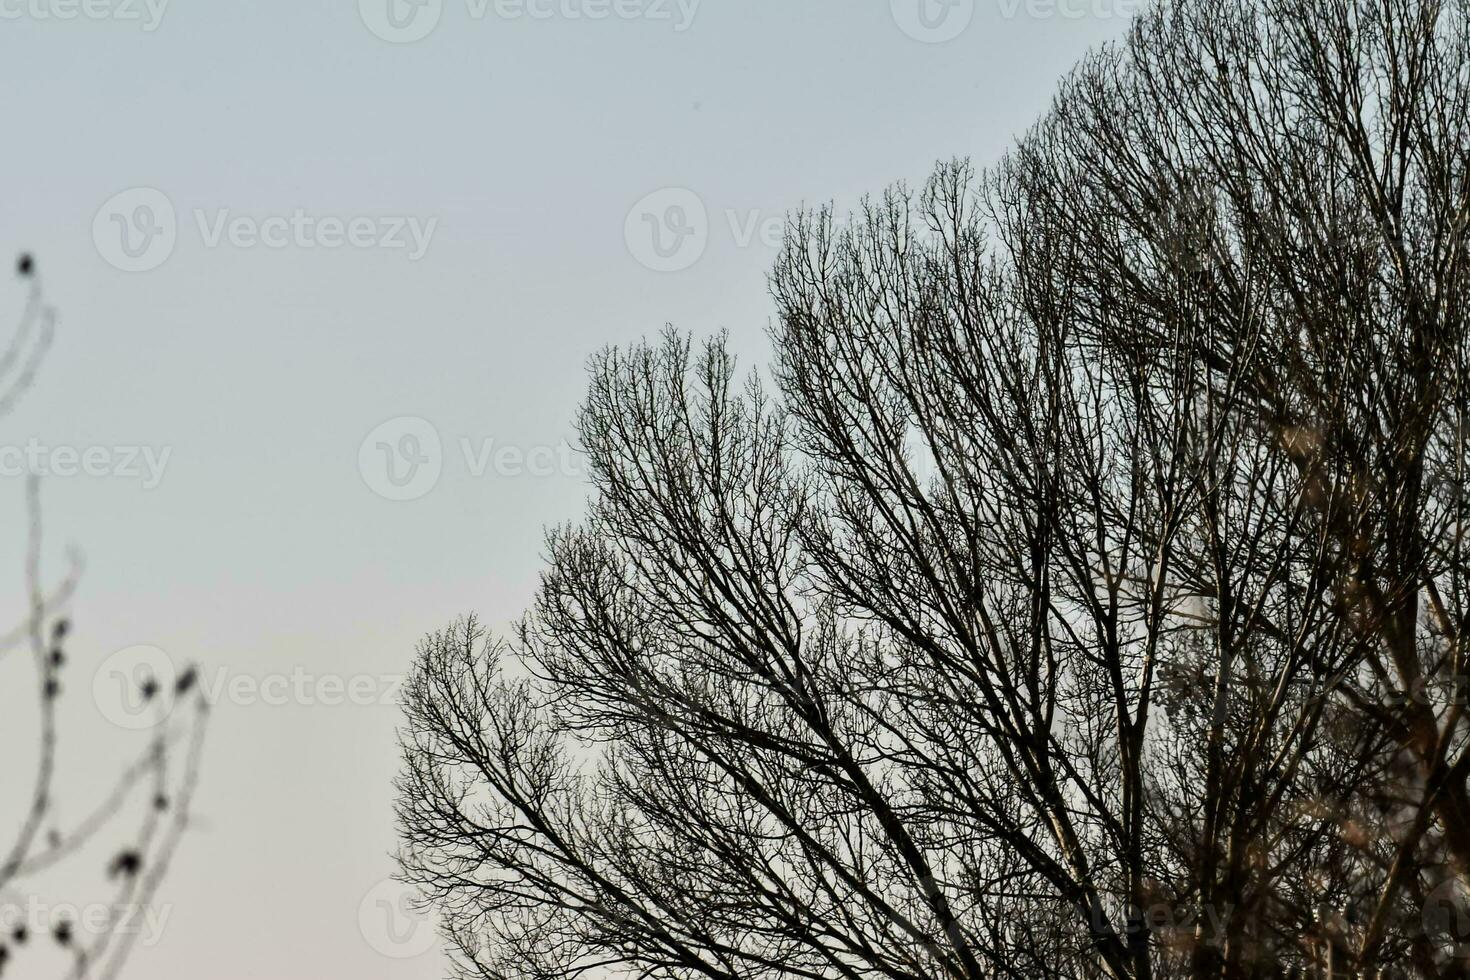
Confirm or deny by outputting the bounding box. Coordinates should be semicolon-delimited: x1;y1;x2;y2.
0;1;1136;976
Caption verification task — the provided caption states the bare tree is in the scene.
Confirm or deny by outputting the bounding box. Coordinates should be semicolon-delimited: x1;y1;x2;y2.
396;1;1470;977
0;256;208;980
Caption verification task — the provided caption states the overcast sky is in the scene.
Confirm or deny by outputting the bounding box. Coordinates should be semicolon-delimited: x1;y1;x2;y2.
0;2;1136;976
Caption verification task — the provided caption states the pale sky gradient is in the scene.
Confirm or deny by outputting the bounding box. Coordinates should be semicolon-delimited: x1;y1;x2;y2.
0;2;1135;976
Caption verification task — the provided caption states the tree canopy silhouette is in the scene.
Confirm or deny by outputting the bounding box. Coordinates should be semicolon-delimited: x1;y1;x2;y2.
397;1;1470;976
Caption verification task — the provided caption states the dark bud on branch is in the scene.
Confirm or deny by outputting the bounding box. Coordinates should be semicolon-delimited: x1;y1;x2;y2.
108;849;142;879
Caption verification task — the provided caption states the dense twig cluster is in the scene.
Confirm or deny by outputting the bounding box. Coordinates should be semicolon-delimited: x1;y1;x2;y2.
397;1;1470;977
